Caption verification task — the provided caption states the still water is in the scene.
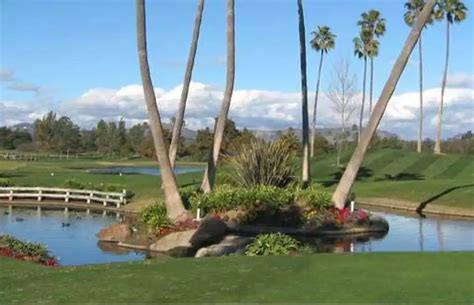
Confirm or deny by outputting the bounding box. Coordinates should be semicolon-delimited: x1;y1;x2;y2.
1;207;473;265
88;166;202;176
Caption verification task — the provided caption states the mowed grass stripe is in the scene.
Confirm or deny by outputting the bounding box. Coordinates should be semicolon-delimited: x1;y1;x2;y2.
401;154;439;175
364;149;405;173
434;156;470;179
375;152;420;178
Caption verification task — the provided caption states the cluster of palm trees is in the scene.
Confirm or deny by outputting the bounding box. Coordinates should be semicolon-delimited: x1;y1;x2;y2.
135;0;467;219
404;0;467;155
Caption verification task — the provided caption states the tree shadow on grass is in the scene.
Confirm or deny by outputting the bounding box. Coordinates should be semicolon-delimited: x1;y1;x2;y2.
320;166;373;187
416;184;474;217
0;173;25;178
375;172;425;182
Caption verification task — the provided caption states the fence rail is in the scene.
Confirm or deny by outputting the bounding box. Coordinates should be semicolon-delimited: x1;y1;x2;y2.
0;187;128;208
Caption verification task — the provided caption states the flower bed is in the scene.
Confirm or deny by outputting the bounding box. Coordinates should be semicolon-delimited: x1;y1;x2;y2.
0;235;59;267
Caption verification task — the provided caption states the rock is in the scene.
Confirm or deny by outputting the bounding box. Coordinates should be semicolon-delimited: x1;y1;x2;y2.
369;215;390;233
96;223;132;243
190;215;227;248
195;235;252;258
149;229;197;253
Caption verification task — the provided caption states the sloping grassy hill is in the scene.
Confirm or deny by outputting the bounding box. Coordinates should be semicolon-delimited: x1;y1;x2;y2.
310;149;474;209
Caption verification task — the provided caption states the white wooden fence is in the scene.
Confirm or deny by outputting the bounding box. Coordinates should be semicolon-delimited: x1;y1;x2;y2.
0;187;128;208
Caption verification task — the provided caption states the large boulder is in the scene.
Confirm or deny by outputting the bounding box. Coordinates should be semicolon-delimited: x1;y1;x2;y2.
190;215;227;248
195;235;252;258
149;229;196;254
149;216;227;256
96;224;132;243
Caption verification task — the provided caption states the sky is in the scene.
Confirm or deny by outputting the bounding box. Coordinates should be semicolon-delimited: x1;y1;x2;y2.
0;0;473;139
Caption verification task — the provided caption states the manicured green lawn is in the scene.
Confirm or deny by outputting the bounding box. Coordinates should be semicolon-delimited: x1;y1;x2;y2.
1;149;473;210
0;252;472;303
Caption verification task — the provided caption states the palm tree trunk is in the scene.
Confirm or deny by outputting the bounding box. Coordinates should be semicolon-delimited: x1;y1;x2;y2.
358;57;367;143
332;0;436;208
136;0;186;220
417;33;424;153
310;51;324;158
201;0;235;193
169;0;205;169
297;0;311;186
434;21;450;155
369;57;374;114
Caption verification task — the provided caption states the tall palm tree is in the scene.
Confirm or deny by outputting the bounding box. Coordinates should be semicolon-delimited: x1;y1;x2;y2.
434;0;468;154
358;10;386;115
404;0;435;153
136;0;187;220
353;28;370;143
297;0;311;186
332;0;437;208
310;25;336;158
169;0;205;168
201;0;235;192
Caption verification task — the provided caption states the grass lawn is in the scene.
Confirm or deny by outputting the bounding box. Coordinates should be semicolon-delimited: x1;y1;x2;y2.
0;252;473;303
1;148;473;210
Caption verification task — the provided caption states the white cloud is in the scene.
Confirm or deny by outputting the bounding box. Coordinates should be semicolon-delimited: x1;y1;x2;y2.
1;80;473;140
446;73;474;89
0;69;14;82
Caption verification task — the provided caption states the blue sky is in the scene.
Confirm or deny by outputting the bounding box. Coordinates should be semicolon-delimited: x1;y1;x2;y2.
1;0;473;138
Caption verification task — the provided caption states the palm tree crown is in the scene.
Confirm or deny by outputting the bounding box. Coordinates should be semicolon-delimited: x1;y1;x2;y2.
438;0;468;23
404;0;436;26
310;26;336;53
358;10;386;58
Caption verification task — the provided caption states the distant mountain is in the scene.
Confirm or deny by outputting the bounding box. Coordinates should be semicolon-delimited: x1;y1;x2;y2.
11;123;35;135
250;127;399;144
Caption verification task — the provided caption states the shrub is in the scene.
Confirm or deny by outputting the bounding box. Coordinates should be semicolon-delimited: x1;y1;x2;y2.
0;178;10;187
63;179;134;198
0;234;56;265
295;184;332;209
188;184;295;214
227;139;295;188
245;233;300;256
139;202;172;230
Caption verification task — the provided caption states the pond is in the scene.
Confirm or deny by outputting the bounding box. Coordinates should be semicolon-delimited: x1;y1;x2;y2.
87;166;203;176
1;207;473;265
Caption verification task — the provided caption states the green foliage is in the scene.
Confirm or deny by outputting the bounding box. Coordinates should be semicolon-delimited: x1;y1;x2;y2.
0;178;11;187
139;202;172;230
188;184;296;214
294;184;332;209
227;139;295;188
245;233;300;256
0;235;50;258
0;127;32;150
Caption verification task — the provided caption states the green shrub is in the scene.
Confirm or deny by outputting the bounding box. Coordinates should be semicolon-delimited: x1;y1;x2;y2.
245;233;300;256
295;184;332;209
139;202;171;230
188;184;295;214
64;179;85;189
0;178;11;187
227;139;295;188
0;235;49;258
63;179;134;198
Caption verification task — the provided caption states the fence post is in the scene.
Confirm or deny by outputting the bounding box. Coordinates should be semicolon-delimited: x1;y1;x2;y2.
121;189;127;205
88;192;93;204
38;189;42;202
104;194;109;206
65;191;70;203
9;190;13;201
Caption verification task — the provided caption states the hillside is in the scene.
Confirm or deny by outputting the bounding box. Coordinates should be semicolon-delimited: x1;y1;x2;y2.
310;149;474;209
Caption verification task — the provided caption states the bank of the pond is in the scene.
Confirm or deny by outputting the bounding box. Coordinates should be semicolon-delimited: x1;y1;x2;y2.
1;252;472;303
359;197;474;218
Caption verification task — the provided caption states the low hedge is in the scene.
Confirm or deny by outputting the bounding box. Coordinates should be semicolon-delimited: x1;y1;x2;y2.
181;184;332;214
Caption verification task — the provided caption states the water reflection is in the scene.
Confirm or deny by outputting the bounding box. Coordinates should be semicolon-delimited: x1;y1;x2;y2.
299;211;474;253
87;166;202;176
0;207;146;266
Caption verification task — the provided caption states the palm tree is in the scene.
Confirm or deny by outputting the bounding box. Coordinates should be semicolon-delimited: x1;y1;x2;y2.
358;10;386;115
434;0;468;154
404;0;436;153
201;0;235;192
310;25;336;158
136;0;187;220
297;0;311;186
332;0;437;208
169;0;205;168
353;28;370;143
